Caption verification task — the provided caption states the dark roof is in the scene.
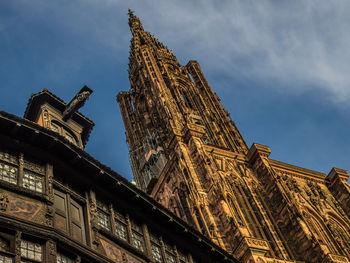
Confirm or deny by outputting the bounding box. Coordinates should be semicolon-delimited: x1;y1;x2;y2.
0;110;239;263
23;89;94;147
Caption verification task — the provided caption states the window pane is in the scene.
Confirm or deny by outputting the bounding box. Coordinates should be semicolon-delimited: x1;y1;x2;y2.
115;221;128;241
23;170;43;193
0;254;13;263
151;244;162;263
97;210;110;231
132;231;144;252
0;161;17;185
166;253;176;263
20;240;42;262
56;252;75;263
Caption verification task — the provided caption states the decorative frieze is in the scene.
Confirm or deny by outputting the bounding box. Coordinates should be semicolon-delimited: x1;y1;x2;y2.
245;237;270;251
328;254;349;263
23;159;45;175
0;192;9;212
0;151;17;165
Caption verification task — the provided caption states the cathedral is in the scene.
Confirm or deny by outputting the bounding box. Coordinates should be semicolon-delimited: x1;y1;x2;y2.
117;11;350;263
0;10;349;263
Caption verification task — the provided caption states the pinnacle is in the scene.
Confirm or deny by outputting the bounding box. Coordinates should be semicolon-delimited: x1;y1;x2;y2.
128;9;135;19
128;9;143;32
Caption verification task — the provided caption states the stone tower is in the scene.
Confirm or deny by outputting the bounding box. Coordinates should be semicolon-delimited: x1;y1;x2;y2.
117;11;350;263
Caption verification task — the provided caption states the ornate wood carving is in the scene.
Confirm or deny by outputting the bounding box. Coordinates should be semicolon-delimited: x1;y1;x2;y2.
23;159;45;175
0;192;9;212
15;231;21;262
88;190;99;246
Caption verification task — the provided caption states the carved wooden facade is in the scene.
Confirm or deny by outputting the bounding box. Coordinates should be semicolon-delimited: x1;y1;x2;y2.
118;11;350;263
0;89;236;263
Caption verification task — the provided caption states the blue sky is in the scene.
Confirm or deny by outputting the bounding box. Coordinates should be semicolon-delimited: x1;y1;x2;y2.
1;0;349;183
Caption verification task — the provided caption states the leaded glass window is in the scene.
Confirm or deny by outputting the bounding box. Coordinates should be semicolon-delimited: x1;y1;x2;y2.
0;161;17;185
164;241;176;263
166;253;176;263
115;221;128;241
56;252;74;263
97;210;110;231
20;240;42;262
178;250;187;263
132;232;144;252
23;170;43;193
151;244;162;263
114;209;128;242
0;255;12;263
131;219;144;252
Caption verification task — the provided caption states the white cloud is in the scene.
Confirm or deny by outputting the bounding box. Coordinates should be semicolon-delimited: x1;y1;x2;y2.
6;0;350;103
129;0;350;104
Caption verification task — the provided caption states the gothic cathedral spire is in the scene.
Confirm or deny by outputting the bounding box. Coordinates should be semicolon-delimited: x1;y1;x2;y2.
118;12;350;263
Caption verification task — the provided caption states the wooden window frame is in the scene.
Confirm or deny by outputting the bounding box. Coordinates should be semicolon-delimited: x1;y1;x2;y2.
20;239;43;263
53;189;86;244
0;151;46;196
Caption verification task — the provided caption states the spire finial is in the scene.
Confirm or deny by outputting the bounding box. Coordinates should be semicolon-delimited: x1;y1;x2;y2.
128;9;143;32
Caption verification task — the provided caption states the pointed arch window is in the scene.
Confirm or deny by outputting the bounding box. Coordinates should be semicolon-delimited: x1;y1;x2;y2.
327;217;350;252
303;211;335;253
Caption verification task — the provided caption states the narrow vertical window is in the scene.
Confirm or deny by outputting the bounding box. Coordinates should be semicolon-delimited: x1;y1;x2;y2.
164;241;176;263
150;234;163;263
97;210;110;231
151;244;162;263
115;210;128;242
131;220;144;252
97;201;111;232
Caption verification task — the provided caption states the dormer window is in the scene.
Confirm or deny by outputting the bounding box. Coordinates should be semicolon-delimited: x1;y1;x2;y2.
51;123;60;133
50;121;77;146
64;131;76;145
